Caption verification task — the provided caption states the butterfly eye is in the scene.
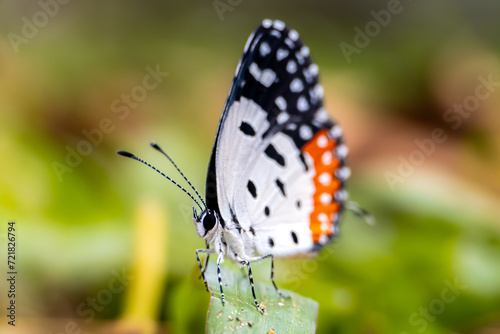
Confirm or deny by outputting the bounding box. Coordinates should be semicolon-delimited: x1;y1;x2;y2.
203;212;216;231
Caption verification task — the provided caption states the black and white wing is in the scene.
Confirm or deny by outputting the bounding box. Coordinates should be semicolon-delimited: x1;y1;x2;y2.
206;19;349;257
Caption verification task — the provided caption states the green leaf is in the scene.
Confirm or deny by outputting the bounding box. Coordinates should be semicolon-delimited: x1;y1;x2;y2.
205;262;319;333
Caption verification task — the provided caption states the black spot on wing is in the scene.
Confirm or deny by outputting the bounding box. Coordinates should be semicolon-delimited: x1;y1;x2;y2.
239;121;256;136
265;144;285;166
275;178;286;197
230;206;240;232
264;206;270;216
291;231;298;244
247;180;257;198
299;152;309;171
268;237;275;247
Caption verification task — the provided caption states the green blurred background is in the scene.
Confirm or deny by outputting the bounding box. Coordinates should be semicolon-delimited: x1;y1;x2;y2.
1;0;500;333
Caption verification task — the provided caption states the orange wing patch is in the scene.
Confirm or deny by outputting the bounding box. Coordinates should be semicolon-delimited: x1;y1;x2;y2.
302;129;342;243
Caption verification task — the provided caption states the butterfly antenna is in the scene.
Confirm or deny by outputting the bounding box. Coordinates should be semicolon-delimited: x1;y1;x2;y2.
150;142;207;209
345;201;376;225
117;150;205;211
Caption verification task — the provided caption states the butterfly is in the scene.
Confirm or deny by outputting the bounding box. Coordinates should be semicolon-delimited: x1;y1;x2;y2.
118;19;371;314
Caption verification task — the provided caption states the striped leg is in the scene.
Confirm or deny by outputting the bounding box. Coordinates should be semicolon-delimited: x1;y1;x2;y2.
246;254;290;299
217;252;225;305
195;248;214;291
199;243;211;279
268;255;290;299
203;253;210;274
241;260;265;314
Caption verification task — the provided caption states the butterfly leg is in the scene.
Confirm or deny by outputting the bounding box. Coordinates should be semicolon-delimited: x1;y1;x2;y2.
195;248;215;292
240;260;265;314
217;252;225;306
199;242;210;279
268;254;290;299
247;254;290;299
202;253;210;275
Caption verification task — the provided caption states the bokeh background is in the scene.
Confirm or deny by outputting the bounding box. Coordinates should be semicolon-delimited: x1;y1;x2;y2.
1;0;500;333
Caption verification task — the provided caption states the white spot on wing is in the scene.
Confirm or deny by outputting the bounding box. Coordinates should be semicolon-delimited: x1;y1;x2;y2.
262;19;272;28
270;30;281;38
275;96;287;110
249;62;276;87
285;38;294;48
259;42;271;57
319;172;332;186
322;214;334;230
277;111;289;124
286;60;297;73
320;193;332;205
321;151;333;165
249;62;261;81
276;48;289;61
260;69;276;87
297;96;309;112
335;144;348;159
335;189;348;201
300;46;310;57
273;20;285;30
310;64;319;76
318;212;328;223
314;84;324;98
329;125;342;139
299;125;313;140
289;29;299;41
315;108;329;122
303;68;313;83
317;135;328;148
296;51;305;64
336;167;351;180
290;78;304;92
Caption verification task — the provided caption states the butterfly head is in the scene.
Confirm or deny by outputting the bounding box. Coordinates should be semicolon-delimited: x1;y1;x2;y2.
193;207;220;238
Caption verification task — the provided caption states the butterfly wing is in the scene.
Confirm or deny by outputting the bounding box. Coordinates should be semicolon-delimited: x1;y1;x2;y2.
206;20;349;257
